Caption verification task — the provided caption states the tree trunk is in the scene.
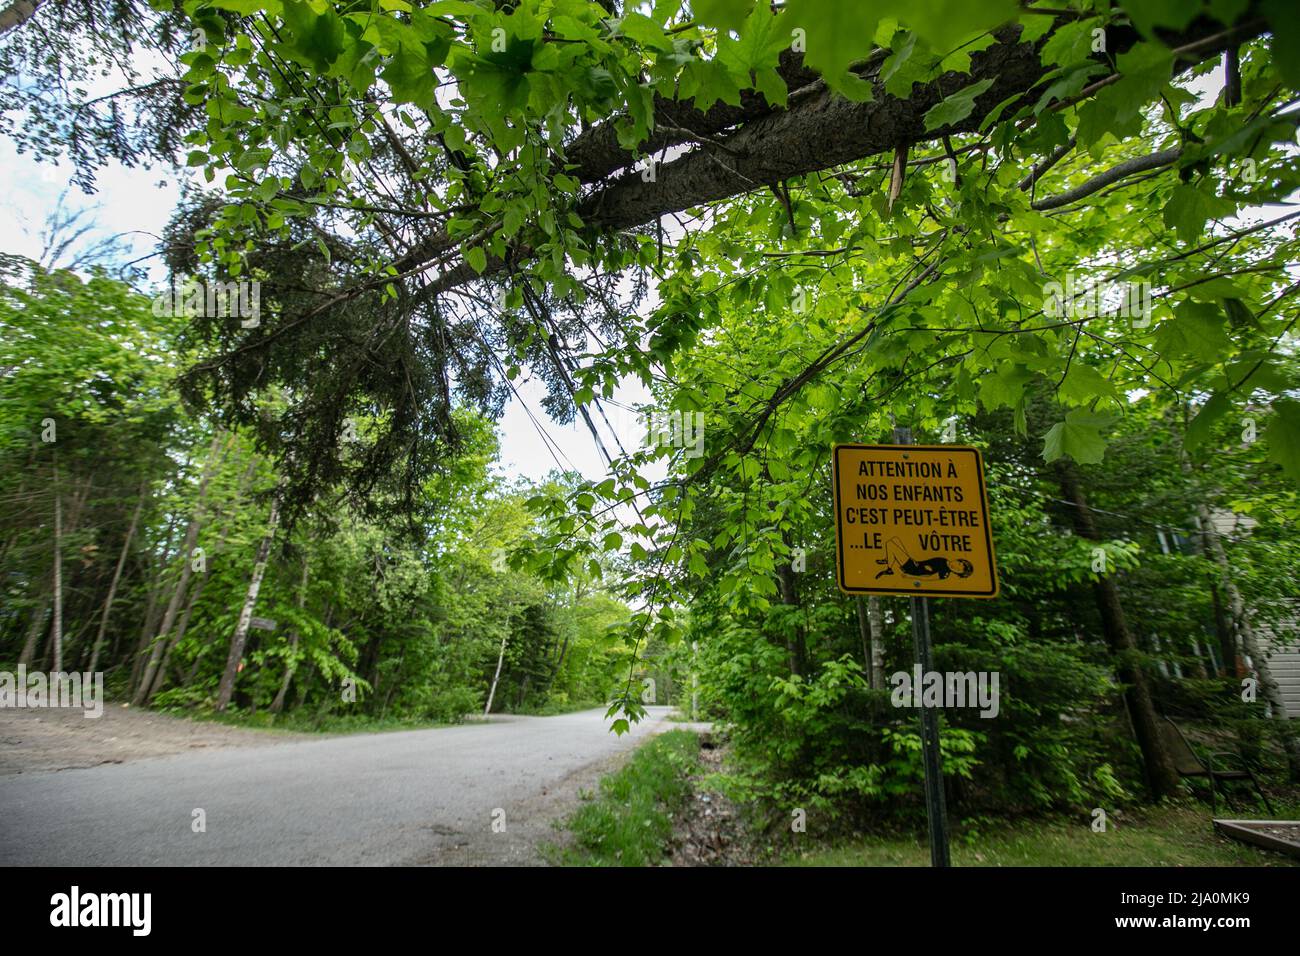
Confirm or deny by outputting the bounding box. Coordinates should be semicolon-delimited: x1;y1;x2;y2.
144;459;254;703
49;453;63;672
541;630;571;695
855;595;887;690
214;495;281;712
1210;582;1237;677
1187;638;1209;680
144;572;208;703
516;672;531;710
691;643;699;720
0;0;46;39
125;499;187;687
0;461;33;573
270;553;310;714
128;564;165;690
1196;503;1300;781
854;597;873;688
16;585;49;667
774;535;807;677
49;476;94;669
88;487;144;675
381;646;406;719
867;597;887;689
133;431;227;705
484;632;508;715
412;17;1261;298
1056;461;1180;799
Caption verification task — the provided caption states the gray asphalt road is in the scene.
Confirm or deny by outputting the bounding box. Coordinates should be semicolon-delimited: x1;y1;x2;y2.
0;706;674;866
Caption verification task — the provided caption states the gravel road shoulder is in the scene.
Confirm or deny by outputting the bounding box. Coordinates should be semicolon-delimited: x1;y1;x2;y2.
0;703;309;774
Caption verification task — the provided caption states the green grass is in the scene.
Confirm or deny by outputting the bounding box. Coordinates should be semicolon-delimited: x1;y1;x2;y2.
195;708;453;735
783;803;1300;867
553;729;700;866
513;697;606;717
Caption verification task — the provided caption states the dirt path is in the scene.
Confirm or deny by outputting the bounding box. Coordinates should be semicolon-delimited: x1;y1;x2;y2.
669;735;760;866
0;702;308;775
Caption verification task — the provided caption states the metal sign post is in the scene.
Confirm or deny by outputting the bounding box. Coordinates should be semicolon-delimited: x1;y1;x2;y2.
895;426;951;868
909;591;950;867
831;424;998;867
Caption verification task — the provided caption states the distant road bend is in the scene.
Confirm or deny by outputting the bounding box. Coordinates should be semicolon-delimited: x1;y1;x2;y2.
0;706;675;866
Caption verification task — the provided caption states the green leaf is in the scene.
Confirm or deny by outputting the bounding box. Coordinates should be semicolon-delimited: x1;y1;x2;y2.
902;0;1018;56
502;203;525;239
1267;400;1300;482
1208;0;1251;24
784;0;879;92
923;78;994;132
616;12;673;51
693;0;756;33
282;0;346;72
1075;45;1173;147
210;0;281;14
939;32;996;74
1185;392;1232;452
465;246;488;274
1263;0;1300;87
1222;298;1257;332
1040;18;1101;68
1125;0;1201;39
1163;184;1235;244
1019;15;1055;45
1155;301;1232;361
979;362;1035;412
880;30;933;99
1058;363;1119;406
717;6;791;106
1042;408;1111;464
677;59;743;111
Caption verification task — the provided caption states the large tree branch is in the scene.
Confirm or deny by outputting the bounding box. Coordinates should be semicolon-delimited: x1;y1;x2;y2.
1031;147;1182;210
404;12;1262;296
564;47;819;184
573;15;1263;233
0;0;43;37
571;21;1058;230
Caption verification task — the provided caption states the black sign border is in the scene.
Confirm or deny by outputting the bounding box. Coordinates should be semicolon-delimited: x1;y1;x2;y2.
832;443;1000;599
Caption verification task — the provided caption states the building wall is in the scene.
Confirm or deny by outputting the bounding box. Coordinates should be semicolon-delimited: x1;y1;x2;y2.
1265;636;1300;719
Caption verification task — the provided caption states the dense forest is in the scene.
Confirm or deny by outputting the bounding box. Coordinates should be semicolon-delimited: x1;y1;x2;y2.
2;0;1299;842
0;258;643;722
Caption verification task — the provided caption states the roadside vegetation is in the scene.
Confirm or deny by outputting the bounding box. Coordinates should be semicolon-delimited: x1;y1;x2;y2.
554;730;700;867
784;803;1300;868
561;734;1298;867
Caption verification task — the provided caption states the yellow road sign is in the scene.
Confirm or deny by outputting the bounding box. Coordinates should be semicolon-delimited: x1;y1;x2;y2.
832;444;999;598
